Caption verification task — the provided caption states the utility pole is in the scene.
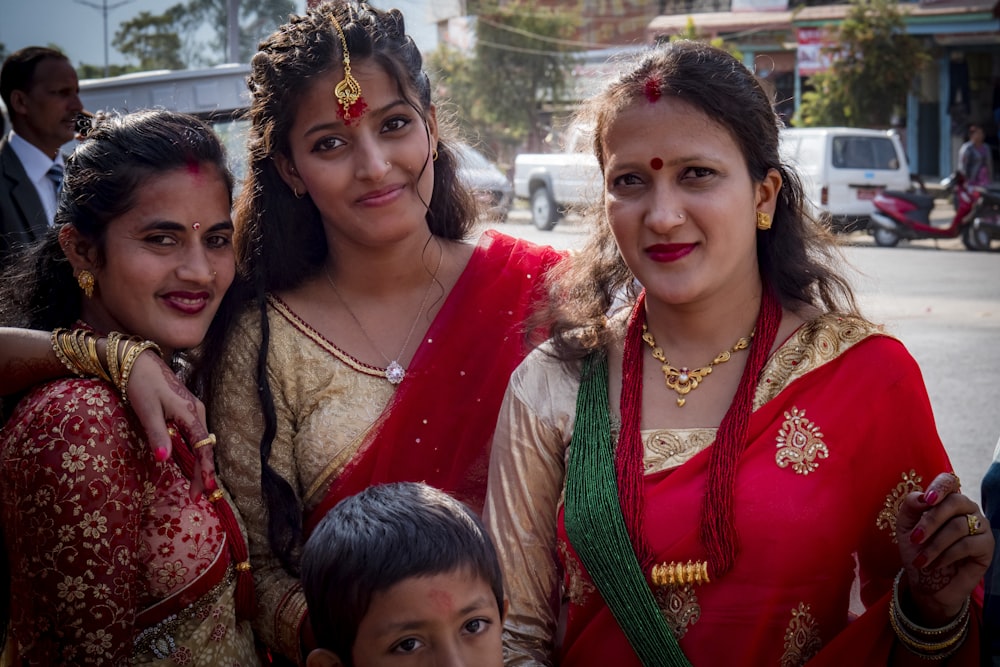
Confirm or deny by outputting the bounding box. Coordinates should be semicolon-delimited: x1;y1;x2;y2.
73;0;135;77
227;0;240;63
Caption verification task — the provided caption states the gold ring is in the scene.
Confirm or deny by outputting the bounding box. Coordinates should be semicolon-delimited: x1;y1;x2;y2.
192;433;217;450
208;489;225;503
967;513;982;537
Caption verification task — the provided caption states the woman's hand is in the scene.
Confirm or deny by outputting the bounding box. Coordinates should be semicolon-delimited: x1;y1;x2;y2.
895;472;994;625
126;350;218;499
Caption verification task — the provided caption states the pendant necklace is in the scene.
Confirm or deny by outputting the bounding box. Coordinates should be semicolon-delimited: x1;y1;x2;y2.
641;323;754;407
325;250;443;385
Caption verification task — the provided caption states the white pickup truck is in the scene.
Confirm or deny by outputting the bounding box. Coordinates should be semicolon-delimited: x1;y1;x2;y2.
512;126;602;230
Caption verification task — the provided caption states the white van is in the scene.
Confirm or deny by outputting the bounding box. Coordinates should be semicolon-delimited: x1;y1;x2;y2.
779;127;911;231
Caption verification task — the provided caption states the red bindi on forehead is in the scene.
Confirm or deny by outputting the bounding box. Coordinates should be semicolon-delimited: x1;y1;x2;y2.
650;157;663;170
427;589;454;613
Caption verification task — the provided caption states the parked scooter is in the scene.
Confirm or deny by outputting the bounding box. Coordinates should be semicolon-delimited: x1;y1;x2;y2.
868;172;984;249
969;188;1000;250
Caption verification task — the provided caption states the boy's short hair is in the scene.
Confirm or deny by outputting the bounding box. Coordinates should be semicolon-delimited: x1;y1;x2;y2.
301;482;504;661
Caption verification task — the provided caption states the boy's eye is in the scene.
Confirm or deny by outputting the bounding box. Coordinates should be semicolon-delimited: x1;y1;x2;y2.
463;618;490;635
391;637;423;654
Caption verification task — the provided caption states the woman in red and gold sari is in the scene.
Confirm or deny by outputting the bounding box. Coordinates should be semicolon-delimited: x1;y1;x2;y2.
0;110;258;666
484;42;993;666
206;3;561;662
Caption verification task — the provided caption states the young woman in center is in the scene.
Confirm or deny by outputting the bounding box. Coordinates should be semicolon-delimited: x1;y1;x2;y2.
205;2;561;661
483;41;992;665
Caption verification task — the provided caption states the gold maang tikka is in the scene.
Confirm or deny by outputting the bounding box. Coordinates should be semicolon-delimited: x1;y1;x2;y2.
330;14;367;124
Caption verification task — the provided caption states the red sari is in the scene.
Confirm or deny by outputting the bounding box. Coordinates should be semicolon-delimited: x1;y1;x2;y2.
305;230;563;532
558;327;979;665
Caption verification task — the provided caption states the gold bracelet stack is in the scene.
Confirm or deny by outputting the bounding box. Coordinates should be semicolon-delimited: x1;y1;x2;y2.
51;328;112;382
889;569;970;660
51;328;162;403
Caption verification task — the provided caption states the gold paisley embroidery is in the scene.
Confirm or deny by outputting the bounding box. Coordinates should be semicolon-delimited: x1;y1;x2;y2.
644;428;716;473
781;602;822;667
559;541;595;607
775;408;829;475
653;584;701;639
876;469;924;543
755;314;888;408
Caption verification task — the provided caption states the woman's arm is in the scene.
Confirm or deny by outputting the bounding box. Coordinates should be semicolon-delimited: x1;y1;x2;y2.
0;327;216;497
483;352;574;667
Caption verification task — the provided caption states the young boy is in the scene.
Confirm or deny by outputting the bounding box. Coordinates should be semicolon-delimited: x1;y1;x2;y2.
301;482;507;667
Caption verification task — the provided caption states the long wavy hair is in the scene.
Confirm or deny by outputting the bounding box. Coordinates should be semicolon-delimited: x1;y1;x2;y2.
541;40;860;360
199;1;478;574
0;108;232;649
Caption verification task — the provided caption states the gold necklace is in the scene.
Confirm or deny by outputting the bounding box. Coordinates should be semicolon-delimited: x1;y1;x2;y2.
641;324;755;407
325;250;443;385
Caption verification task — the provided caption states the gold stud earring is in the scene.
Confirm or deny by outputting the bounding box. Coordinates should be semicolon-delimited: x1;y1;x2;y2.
77;269;95;298
756;211;772;231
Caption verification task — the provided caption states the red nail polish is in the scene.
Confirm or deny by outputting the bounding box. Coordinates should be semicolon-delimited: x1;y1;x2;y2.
913;553;927;569
924;489;938;505
910;527;925;544
154;447;169;462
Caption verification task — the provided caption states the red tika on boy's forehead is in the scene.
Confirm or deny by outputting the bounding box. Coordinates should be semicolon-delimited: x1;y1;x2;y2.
643;76;662;103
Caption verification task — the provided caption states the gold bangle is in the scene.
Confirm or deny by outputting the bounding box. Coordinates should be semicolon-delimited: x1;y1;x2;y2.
892;570;970;637
116;339;162;403
106;331;122;386
51;328;83;376
192;434;217;450
85;333;111;382
890;602;968;654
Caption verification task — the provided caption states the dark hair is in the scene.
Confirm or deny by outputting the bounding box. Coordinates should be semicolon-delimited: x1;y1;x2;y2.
0;46;70;113
0;107;233;648
209;0;477;574
543;40;859;358
301;482;504;663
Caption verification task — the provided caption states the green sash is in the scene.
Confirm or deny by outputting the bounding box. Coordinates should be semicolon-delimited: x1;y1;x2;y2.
563;353;691;667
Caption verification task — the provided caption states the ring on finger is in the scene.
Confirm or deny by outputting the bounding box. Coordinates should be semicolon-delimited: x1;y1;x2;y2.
967;513;982;537
192;433;217;450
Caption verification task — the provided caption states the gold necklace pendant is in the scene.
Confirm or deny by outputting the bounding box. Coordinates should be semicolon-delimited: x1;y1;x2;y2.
641;324;754;407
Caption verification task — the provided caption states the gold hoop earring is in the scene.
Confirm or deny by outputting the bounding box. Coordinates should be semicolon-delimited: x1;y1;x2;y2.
432;149;439;162
293;187;304;199
77;270;95;298
756;211;772;231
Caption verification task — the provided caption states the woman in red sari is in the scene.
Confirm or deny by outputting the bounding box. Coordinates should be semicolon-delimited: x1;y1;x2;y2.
483;41;993;666
0;110;257;665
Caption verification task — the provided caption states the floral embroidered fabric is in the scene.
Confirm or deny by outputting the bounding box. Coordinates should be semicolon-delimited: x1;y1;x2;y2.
0;377;258;665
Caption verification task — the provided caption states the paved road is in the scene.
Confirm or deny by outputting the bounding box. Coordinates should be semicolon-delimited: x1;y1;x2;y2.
478;208;1000;504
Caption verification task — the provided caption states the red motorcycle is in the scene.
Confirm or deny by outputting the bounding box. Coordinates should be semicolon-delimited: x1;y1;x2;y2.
868;173;984;249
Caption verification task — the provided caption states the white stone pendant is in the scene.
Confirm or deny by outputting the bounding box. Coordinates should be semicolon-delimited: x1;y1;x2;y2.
385;360;405;385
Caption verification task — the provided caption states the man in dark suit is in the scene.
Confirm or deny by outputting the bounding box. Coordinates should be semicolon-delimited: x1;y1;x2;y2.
1;47;82;263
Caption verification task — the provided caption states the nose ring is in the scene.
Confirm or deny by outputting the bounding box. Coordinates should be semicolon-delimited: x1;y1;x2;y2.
385;161;391;167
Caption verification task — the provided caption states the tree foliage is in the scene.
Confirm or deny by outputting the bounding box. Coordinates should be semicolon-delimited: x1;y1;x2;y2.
111;0;294;69
795;0;929;128
112;9;186;71
428;1;579;159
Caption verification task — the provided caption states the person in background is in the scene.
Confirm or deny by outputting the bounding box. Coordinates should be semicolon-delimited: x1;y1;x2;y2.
484;40;992;666
0;109;258;666
0;46;82;262
958;123;993;187
301;482;505;667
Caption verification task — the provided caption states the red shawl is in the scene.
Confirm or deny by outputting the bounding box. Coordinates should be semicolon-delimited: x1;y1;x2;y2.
305;231;563;533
